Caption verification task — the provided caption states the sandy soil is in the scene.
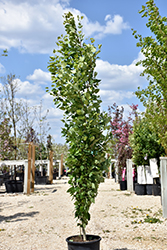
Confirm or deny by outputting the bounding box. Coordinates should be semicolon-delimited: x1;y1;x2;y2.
0;178;166;250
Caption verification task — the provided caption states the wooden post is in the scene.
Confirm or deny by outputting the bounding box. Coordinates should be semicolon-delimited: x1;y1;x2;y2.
27;143;32;195
61;154;63;176
31;144;35;193
49;151;53;184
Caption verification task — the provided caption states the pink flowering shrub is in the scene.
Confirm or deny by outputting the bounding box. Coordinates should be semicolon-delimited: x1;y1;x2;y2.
108;103;138;180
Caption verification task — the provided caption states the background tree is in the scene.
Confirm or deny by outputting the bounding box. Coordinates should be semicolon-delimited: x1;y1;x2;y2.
0;118;13;160
33;100;50;161
129;115;165;166
52;142;69;161
46;134;52;158
0;73;51;160
109;103;138;179
132;0;167;151
47;12;111;241
0;49;8;121
1;74;25;159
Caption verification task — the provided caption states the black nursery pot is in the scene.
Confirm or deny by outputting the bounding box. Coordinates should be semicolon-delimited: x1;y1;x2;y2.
5;180;15;193
5;180;23;193
152;184;161;196
135;183;146;195
66;235;101;250
146;184;153;195
35;176;48;185
119;180;127;190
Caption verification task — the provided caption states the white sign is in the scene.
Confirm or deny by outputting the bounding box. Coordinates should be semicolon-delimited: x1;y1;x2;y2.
137;165;146;184
145;165;153;184
149;158;159;178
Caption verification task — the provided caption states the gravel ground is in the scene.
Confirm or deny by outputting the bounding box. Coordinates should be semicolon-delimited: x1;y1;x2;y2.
0;178;166;250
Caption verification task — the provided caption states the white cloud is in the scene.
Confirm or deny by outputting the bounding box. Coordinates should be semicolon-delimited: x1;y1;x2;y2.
0;1;129;54
9;0;69;4
83;14;129;39
95;52;146;110
105;14;111;22
27;69;51;84
0;63;5;74
15;79;44;99
0;1;65;53
104;14;129;35
96;52;145;91
100;89;134;107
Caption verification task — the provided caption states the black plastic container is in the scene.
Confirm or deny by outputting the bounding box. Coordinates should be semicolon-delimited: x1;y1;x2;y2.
66;235;101;250
53;173;57;180
152;184;161;196
135;183;146;195
35;176;48;185
16;181;23;192
120;180;127;190
146;184;153;195
5;180;23;193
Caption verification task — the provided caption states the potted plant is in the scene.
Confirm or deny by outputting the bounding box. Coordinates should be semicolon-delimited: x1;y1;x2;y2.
129;115;165;195
47;12;111;249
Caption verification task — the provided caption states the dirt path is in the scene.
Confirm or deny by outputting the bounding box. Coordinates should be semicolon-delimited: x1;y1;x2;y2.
0;178;166;250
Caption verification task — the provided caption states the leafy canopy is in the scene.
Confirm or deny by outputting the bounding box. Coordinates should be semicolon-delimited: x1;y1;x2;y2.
132;0;167;150
129;116;165;166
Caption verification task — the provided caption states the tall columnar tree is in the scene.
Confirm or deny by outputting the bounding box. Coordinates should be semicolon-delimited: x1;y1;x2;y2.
47;12;111;240
132;0;167;151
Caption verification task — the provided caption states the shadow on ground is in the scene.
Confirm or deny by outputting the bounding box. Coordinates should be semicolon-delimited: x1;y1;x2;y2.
114;248;136;250
0;211;39;222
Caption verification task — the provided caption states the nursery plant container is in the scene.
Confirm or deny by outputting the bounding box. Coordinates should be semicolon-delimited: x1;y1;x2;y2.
35;176;48;185
3;173;12;182
53;173;57;180
133;180;137;191
120;180;127;190
5;180;23;193
66;235;101;250
146;184;153;195
35;171;41;183
16;181;23;192
5;180;15;193
0;175;3;186
152;184;161;196
135;183;146;195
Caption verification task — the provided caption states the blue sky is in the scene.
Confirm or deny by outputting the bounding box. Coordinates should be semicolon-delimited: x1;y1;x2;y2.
0;0;166;144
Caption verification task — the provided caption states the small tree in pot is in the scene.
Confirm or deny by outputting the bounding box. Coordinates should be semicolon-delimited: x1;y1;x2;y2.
47;12;111;245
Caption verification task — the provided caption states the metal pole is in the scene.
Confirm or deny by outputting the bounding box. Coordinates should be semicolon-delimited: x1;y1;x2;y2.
31;144;35;193
27;143;32;195
49;151;53;184
126;159;134;192
160;157;167;218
